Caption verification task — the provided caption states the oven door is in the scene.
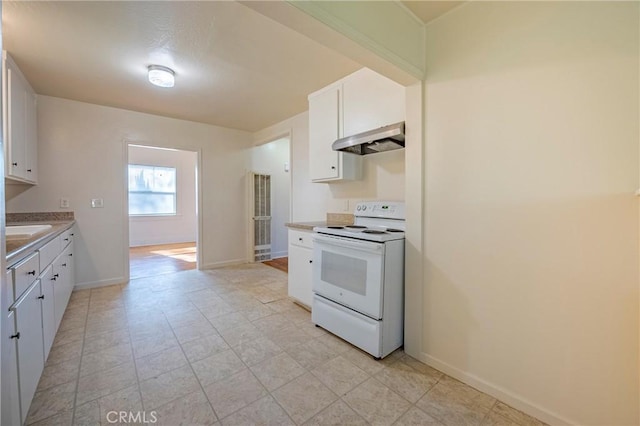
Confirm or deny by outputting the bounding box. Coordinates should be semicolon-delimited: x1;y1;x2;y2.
312;233;385;319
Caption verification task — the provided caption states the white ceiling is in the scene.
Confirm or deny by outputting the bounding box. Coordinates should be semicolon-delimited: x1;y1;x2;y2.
2;1;461;133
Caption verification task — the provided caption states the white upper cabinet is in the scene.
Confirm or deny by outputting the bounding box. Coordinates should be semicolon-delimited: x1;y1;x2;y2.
342;68;405;138
3;51;38;184
307;68;405;183
309;85;342;182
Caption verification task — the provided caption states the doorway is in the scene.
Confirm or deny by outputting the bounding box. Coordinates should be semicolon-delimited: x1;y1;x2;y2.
248;136;291;269
126;144;199;280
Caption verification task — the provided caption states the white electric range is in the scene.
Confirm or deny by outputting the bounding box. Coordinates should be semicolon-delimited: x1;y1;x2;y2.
311;201;405;359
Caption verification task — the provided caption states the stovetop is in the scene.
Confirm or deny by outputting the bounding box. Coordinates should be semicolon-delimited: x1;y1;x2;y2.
314;201;406;243
313;224;405;243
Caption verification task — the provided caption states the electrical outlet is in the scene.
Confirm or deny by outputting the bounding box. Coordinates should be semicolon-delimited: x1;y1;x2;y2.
91;198;104;208
60;198;70;209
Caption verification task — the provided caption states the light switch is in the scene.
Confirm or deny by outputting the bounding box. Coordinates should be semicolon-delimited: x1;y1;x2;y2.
60;198;70;208
91;198;104;208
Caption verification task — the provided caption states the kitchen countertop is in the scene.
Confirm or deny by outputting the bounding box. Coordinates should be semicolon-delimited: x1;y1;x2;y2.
285;221;334;231
286;212;354;231
286;213;354;231
6;220;75;266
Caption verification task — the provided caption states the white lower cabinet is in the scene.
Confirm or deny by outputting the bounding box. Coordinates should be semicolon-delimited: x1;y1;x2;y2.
2;226;76;425
288;229;314;307
13;281;45;423
40;265;56;360
53;254;68;329
2;310;22;426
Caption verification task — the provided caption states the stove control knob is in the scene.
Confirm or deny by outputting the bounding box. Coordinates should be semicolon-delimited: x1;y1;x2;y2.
356;206;361;211
362;206;367;211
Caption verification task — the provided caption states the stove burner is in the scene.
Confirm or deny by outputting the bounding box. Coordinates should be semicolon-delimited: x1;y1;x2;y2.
386;228;404;233
327;226;344;229
362;230;387;235
346;225;367;229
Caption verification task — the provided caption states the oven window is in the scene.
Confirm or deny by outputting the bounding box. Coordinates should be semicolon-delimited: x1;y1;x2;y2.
320;251;367;296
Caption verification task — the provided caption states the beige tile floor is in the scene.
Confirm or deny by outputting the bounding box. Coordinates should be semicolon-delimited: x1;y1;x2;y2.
26;263;547;426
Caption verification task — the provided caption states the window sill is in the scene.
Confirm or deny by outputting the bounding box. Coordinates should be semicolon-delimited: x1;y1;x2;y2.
129;214;182;221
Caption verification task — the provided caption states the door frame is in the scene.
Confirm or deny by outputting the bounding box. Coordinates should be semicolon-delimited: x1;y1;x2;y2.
122;139;203;281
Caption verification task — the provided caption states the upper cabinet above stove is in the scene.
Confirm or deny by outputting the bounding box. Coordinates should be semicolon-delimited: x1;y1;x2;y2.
3;52;38;185
308;68;405;183
342;68;405;139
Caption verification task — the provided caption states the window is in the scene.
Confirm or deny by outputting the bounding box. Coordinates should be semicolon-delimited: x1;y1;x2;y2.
128;164;177;215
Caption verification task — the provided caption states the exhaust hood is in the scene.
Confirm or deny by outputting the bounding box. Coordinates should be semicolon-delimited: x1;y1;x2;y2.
332;122;405;155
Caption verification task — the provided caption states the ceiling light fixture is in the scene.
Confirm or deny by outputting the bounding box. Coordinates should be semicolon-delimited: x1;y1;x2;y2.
147;65;175;88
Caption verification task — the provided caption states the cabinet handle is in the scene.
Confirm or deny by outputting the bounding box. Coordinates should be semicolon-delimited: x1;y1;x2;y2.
11;162;17;166
10;332;20;339
62;263;67;267
331;166;336;170
69;253;73;257
37;295;44;300
309;260;313;264
54;273;59;278
71;233;74;236
27;270;36;276
27;169;31;172
64;238;69;241
298;237;303;242
51;277;57;281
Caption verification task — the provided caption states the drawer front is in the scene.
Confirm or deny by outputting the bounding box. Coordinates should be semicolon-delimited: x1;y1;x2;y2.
13;252;39;301
38;236;61;271
60;229;73;247
289;230;314;249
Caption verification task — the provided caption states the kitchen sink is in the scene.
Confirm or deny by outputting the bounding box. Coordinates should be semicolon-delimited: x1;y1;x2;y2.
6;224;53;240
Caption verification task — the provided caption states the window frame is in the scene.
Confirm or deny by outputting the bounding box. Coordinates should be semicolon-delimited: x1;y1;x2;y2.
128;163;178;217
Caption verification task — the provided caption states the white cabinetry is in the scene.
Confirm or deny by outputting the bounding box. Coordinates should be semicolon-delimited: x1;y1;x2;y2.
288;229;314;307
40;265;56;360
53;242;74;329
2;225;76;425
308;85;361;183
3;51;38;184
2;311;22;426
342;68;405;138
13;281;45;423
308;67;405;183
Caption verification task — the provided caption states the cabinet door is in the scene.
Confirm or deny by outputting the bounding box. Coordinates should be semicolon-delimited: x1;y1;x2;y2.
25;91;37;182
52;254;67;330
6;62;27;180
14;281;45;423
2;311;22;426
288;243;313;307
40;265;56;360
309;86;340;181
52;244;74;330
342;68;405;138
60;243;74;305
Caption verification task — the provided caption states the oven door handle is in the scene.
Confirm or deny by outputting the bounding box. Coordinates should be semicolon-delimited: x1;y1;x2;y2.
313;234;384;253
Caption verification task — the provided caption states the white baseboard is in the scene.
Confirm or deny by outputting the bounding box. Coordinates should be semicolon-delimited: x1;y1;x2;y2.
271;251;288;259
200;258;246;270
419;352;573;426
74;277;126;290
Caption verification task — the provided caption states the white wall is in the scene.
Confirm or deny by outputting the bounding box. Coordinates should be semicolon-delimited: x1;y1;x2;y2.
253;112;329;222
6;96;252;287
253;106;405;221
422;2;639;425
128;145;197;247
250;138;290;258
